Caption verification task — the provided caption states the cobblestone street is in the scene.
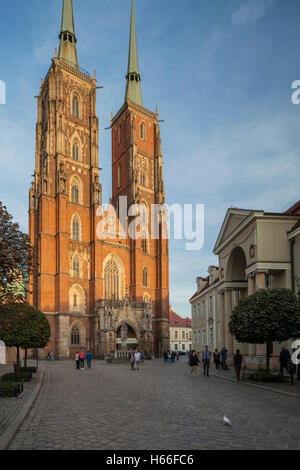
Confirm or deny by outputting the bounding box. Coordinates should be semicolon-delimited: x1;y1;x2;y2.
5;358;300;450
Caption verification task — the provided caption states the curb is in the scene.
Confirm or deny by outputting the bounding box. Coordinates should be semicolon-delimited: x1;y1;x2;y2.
0;365;46;450
212;372;300;399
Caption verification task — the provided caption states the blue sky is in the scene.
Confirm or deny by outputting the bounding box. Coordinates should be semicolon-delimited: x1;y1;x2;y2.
0;0;300;317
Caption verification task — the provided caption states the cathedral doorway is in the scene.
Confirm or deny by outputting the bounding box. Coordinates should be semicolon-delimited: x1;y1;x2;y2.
116;323;138;352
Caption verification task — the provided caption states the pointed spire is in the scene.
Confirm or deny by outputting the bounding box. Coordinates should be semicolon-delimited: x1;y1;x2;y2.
58;0;78;67
125;0;143;106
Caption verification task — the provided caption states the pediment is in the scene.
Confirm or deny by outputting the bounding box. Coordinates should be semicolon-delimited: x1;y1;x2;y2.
214;208;252;253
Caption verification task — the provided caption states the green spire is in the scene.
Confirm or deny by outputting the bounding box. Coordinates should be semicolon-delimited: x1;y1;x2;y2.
125;0;143;106
58;0;78;67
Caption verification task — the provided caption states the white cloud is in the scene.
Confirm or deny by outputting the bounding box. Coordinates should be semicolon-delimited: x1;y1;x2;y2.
231;0;278;26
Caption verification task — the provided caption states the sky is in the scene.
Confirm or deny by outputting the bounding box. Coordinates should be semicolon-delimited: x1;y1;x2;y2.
0;0;300;317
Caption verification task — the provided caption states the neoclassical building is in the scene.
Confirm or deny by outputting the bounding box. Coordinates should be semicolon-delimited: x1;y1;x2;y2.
190;201;300;369
169;308;192;353
28;0;169;359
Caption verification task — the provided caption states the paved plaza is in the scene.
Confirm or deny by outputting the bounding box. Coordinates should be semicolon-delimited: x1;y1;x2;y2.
2;358;300;450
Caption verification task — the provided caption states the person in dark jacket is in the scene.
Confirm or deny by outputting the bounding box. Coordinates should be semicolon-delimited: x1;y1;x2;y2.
233;350;243;382
189;350;200;376
86;351;92;369
213;349;221;370
220;347;229;370
279;347;291;376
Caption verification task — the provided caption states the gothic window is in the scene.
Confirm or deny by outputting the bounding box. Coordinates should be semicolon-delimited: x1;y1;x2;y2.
72;216;80;241
73;258;80;278
140;122;145;140
72;141;79;161
104;259;120;300
118;164;121;188
71;185;79;204
142;237;147;254
73;294;77;307
72;95;79;118
71;325;80;345
140;172;146;187
143;267;148;287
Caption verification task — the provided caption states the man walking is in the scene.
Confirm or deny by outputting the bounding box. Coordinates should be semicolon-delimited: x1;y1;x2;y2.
134;349;141;370
201;346;211;377
86;351;92;369
79;351;85;370
220;347;229;370
279;347;290;376
233;349;243;382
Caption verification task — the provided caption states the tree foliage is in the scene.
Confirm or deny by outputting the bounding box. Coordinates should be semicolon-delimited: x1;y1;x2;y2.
0;303;50;351
0;202;33;302
229;288;300;344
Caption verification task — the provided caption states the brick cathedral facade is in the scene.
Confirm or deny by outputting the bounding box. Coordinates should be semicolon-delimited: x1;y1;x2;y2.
28;0;170;359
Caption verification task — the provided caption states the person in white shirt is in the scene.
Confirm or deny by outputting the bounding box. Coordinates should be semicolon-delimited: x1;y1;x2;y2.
134;350;141;370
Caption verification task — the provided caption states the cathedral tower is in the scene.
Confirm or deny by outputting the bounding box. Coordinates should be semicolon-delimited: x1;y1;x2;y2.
111;0;169;356
29;0;101;357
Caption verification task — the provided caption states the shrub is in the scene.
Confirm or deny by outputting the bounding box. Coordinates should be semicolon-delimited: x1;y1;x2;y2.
13;365;37;374
0;381;23;397
1;372;32;382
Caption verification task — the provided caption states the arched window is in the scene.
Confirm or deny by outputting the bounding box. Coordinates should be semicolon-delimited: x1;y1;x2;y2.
72;95;79;118
140;122;145;140
72;216;80;241
71;325;80;345
72;141;79;161
118;164;121;188
73;294;77;307
140;172;146;187
71;185;79;204
104;259;120;300
143;267;148;287
142;238;147;254
73;258;80;278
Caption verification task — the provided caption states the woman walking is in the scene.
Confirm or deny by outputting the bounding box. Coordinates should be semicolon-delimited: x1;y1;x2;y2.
189;350;200;376
213;349;221;370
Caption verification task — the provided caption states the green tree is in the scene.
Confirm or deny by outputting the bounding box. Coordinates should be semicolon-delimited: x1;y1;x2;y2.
229;288;300;371
0;202;33;302
0;303;50;369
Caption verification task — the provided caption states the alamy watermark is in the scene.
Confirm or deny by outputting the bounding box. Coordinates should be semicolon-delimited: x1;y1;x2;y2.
95;197;204;251
292;340;300;365
0;80;6;104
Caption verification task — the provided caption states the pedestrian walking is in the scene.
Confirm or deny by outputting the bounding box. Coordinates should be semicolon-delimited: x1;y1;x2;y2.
130;352;135;371
189;350;199;376
134;349;141;370
213;349;221;370
86;351;92;369
75;351;80;370
50;352;54;361
233;349;243;382
220;347;229;370
279;347;290;376
163;350;168;363
176;351;179;361
167;351;171;365
171;351;176;363
79;351;85;369
201;346;211;377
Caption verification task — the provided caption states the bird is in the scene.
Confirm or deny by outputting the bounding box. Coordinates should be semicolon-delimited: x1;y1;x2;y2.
223;415;233;426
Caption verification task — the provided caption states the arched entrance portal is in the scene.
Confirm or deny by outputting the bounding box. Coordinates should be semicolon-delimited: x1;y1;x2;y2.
116;323;138;352
226;246;247;282
0;340;6;364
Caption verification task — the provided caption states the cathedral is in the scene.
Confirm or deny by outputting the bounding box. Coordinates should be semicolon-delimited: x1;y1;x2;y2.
28;0;170;359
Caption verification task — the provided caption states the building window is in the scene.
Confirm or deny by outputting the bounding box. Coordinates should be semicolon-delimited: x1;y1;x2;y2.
71;325;80;345
117;164;121;188
72;141;79;161
202;300;205;315
210;327;214;345
209;296;213;313
143;267;148;287
104;259;120;300
174;344;178;351
266;274;272;289
182;343;185;351
202;329;206;344
71;185;79;204
73;294;77;307
174;331;178;340
140;122;145;140
72;96;79;118
73;258;80;278
182;331;185;340
140;172;146;187
72;217;80;241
